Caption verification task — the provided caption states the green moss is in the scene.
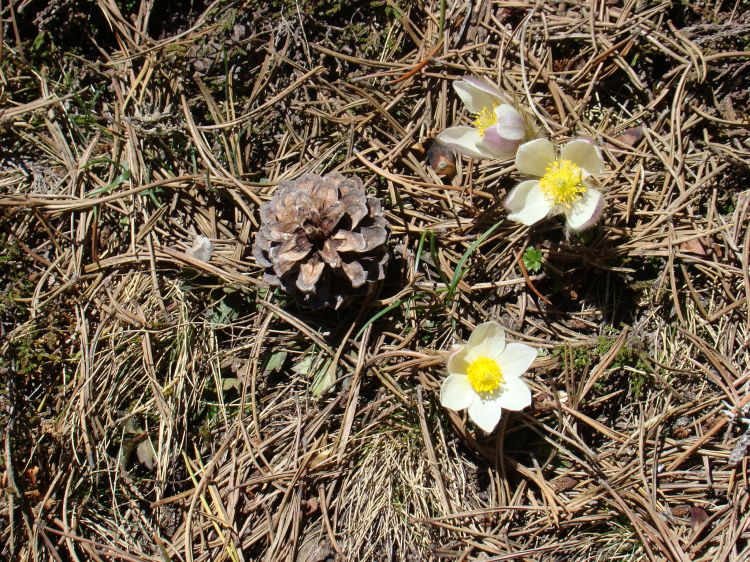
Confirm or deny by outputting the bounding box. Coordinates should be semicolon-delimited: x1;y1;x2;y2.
552;344;595;371
0;236;34;321
553;329;654;400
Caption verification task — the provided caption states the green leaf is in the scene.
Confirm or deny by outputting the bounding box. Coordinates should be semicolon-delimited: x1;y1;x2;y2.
263;351;287;374
292;355;314;376
356;299;403;339
293;350;335;397
448;219;504;298
222;377;241;392
32;32;47;53
522;246;543;273
208;300;239;326
413;230;428;275
311;360;336;397
87;166;131;197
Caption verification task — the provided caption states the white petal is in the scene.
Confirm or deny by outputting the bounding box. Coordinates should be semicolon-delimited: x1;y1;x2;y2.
561;139;604;176
466;321;506;362
564;188;604;231
477;127;521;159
453;78;504;113
515;138;555;177
504;180;553;226
494;104;526;140
440;375;475;411
437;126;491;159
468;398;503;433
497;343;537;380
461;76;507;98
496;377;532;411
446;346;470;376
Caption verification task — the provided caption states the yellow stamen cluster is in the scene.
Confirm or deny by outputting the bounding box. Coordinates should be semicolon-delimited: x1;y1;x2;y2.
466;356;504;394
472;104;498;136
539;159;587;208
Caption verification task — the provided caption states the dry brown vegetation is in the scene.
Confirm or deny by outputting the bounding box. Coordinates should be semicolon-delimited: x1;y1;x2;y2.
1;0;750;560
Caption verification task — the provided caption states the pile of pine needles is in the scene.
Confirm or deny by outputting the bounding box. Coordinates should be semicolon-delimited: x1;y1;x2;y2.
1;0;749;560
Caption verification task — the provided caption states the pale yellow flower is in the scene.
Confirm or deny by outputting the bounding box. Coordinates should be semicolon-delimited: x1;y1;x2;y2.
437;77;527;160
504;138;605;230
440;322;536;433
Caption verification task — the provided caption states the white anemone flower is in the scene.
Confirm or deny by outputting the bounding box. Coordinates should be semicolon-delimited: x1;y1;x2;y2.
437;77;526;160
504;138;606;231
440;322;536;433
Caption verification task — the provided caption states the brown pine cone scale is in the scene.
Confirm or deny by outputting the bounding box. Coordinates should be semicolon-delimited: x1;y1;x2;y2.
253;173;389;310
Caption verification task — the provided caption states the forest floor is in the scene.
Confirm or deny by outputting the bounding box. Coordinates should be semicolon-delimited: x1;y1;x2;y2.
2;0;750;560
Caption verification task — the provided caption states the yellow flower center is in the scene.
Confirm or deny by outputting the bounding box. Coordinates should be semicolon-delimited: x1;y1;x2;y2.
466;356;504;394
539;159;587;208
472;104;498;136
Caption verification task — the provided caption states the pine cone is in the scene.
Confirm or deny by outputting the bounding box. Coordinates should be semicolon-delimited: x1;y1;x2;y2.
252;173;389;309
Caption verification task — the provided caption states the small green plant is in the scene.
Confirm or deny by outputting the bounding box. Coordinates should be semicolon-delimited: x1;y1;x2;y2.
522;246;543;273
552;344;594;370
628;370;649;399
208;299;240;326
